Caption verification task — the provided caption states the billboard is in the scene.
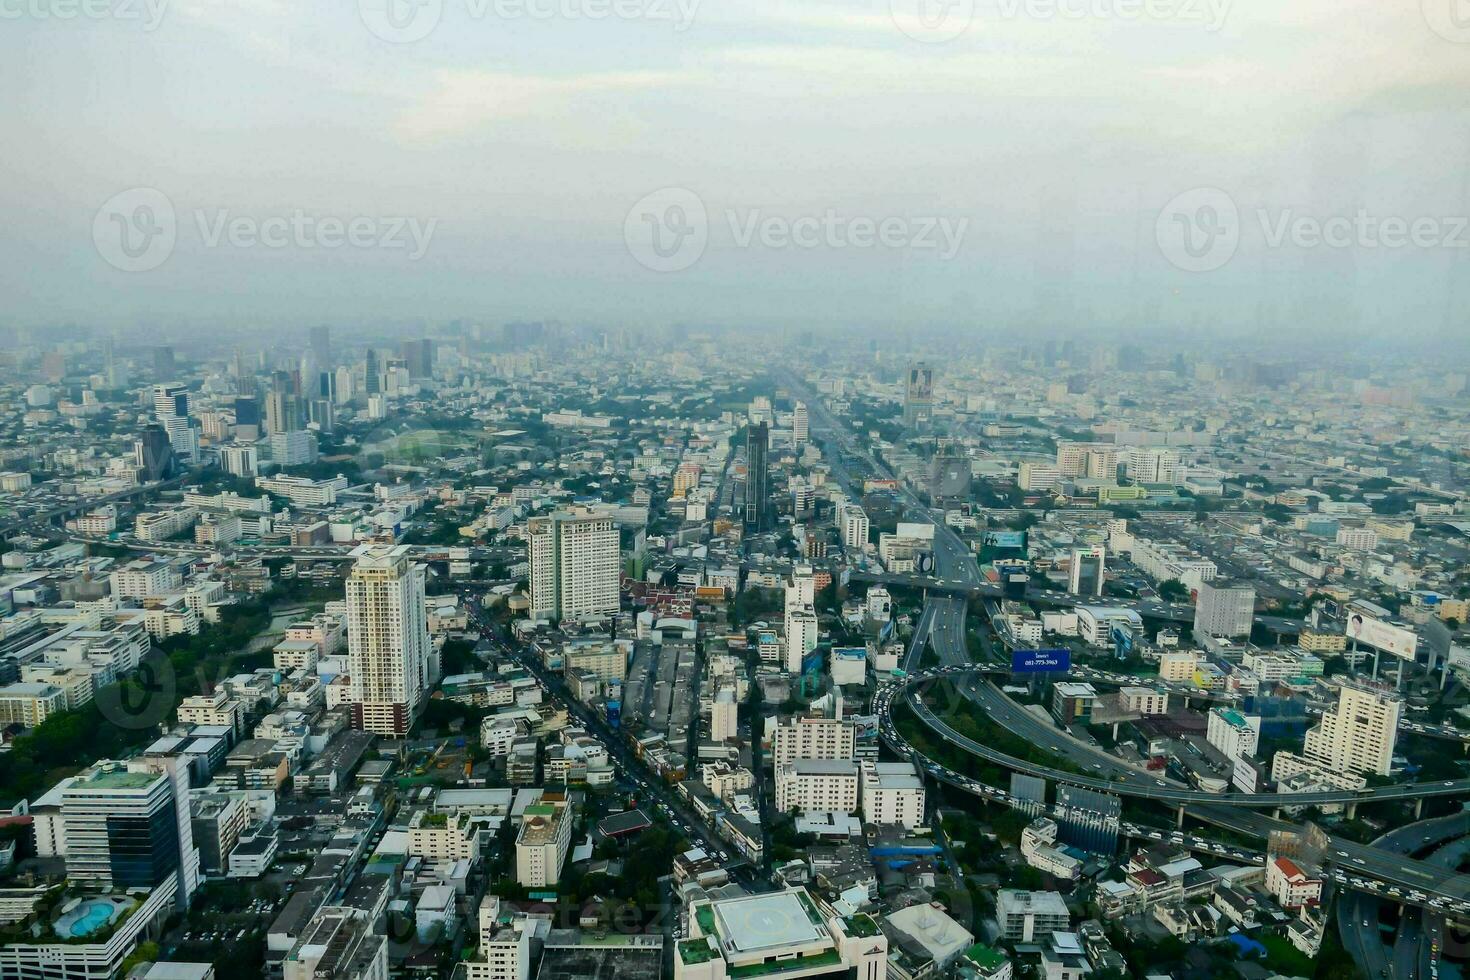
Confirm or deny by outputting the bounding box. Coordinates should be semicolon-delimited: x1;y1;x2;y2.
984;530;1028;549
850;715;880;740
1012;648;1071;673
1347;613;1419;660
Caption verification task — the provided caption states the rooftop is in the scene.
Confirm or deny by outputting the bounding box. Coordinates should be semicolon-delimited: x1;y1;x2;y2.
710;890;830;956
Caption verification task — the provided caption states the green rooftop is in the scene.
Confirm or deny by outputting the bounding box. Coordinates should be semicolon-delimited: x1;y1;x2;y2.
729;949;842;979
82;770;158;790
679;939;718;965
695;905;715;936
963;944;1008;969
843;914;880;938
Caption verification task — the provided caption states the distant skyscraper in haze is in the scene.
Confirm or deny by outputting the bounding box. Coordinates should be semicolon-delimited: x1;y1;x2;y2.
309;325;332;367
364;348;381;395
745;422;770;531
345;545;431;737
153;345;175;380
527;508;620;622
903;362;934;428
399;338;433;379
234;349;253;395
233;396;260;441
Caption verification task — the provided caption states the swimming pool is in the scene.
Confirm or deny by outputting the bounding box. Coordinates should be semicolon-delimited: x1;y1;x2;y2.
53;898;130;938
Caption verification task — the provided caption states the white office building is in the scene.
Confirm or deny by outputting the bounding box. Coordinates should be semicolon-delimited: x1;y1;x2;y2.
1194;580;1256;639
775;760;859;815
860;760;926;829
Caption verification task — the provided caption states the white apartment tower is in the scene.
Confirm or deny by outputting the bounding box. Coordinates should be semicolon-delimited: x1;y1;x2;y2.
840;505;870;551
792;401;809;446
528;508;620;622
1302;681;1401;777
783;565;819;673
346;545;431;737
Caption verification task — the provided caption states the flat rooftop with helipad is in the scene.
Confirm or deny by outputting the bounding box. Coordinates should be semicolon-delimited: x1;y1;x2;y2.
711;891;829;955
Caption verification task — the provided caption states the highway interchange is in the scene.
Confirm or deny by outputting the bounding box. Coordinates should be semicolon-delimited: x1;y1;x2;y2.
786;373;1470;975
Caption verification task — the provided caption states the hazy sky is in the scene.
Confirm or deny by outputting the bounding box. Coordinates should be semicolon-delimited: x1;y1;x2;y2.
4;0;1470;334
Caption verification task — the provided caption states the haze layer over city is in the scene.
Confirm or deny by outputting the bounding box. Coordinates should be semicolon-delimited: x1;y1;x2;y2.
4;3;1470;980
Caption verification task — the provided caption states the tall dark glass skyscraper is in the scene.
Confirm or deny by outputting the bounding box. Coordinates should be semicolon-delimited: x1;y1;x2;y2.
745;422;769;531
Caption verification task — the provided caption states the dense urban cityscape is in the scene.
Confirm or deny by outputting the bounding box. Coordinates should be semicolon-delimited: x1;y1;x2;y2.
0;330;1465;980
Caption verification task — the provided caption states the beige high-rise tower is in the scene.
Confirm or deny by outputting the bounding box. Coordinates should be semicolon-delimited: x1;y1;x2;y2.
346;544;431;737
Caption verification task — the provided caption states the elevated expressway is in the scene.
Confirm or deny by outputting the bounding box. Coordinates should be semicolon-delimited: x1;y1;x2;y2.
877;665;1470;915
791;373;1470;913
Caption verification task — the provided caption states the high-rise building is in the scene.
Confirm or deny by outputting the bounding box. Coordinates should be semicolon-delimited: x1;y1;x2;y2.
134;424;175;482
744;422;769;531
61;757;200;905
345;545;432;737
220;445;258;478
1301;681;1401;777
515;801;573;887
903;361;934;428
269;430;319;467
527;508;620;622
363;347;381;396
792;401;809;446
309;325;332;368
840;504;870;551
400;338;434;379
153;383;188;420
1194;580;1256;638
1069;547;1105;596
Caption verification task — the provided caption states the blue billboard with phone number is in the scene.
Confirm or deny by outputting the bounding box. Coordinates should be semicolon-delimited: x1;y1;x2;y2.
1012;649;1070;673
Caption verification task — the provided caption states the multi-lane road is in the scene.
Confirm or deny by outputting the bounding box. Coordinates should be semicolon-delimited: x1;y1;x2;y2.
788;379;1470;927
881;667;1470;808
